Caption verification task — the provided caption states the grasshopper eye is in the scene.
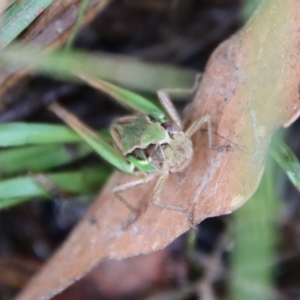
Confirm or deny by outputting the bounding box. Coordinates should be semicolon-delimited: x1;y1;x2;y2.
162;122;180;135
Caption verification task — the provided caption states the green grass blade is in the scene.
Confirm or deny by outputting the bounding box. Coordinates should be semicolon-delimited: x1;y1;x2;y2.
0;197;29;210
0;123;83;146
270;136;300;190
0;43;196;93
0;194;95;210
78;73;166;122
65;0;90;50
0;143;92;176
0;123;111;147
50;103;134;174
0;0;53;48
0;166;110;202
230;157;279;300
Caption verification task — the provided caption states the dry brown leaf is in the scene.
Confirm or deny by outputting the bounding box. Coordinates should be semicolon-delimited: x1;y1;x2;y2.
16;1;300;300
53;247;183;300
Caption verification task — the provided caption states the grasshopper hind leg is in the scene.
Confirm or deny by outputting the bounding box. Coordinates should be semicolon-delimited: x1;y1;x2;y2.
151;172;196;230
113;172;196;229
185;114;212;148
113;173;158;228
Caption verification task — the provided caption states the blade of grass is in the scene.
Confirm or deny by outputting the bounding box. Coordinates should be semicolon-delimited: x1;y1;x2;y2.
78;73;166;121
0;166;110;203
0;194;96;210
230;156;280;300
270;136;300;190
65;0;90;50
0;0;53;48
0;123;111;146
0;143;93;177
0;42;196;93
0;197;29;209
0;123;82;146
49;102;134;174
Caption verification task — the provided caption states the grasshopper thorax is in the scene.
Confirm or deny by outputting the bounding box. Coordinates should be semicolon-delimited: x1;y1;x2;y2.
111;115;193;174
148;122;193;173
111;115;169;155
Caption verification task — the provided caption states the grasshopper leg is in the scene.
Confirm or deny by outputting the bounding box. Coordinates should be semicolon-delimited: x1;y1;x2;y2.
114;172;196;229
156;73;202;127
113;173;158;226
185;114;212;148
157;90;181;128
151;172;196;230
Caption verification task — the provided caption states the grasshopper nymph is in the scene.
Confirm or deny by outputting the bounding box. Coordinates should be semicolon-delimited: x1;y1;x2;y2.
50;74;212;228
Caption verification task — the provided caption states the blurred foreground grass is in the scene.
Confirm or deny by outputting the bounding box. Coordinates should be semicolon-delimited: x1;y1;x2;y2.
231;155;281;299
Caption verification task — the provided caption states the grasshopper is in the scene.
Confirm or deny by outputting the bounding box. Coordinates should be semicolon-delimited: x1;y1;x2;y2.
49;74;212;227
